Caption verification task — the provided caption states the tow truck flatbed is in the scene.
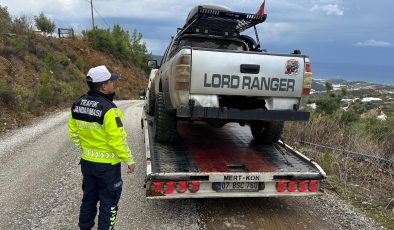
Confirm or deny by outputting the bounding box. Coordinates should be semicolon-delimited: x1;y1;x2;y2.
142;115;326;199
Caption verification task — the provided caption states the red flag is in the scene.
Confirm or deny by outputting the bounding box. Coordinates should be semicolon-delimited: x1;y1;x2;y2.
256;0;265;16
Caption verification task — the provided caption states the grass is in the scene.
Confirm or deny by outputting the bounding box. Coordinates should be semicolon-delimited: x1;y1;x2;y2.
284;115;394;229
0;81;15;106
328;176;394;229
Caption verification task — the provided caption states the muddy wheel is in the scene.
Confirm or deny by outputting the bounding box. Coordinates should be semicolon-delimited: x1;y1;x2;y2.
250;121;284;144
148;88;155;116
154;92;177;143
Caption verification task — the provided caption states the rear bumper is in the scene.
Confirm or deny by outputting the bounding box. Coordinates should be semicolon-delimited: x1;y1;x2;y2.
176;106;310;121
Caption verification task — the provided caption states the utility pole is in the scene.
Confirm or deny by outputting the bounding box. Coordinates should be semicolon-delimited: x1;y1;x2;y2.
90;0;95;29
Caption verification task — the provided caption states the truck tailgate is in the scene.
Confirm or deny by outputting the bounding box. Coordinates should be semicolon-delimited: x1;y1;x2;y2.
190;48;305;97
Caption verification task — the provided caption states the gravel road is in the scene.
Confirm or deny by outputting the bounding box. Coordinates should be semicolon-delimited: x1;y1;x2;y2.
0;100;383;229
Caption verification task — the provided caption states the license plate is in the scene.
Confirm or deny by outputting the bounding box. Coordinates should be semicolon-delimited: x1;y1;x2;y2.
218;182;259;192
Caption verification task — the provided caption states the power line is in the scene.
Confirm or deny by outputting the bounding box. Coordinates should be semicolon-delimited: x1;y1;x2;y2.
92;5;111;28
85;0;111;29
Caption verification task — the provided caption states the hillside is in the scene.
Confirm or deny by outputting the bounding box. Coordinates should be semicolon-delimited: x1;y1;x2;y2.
0;34;147;133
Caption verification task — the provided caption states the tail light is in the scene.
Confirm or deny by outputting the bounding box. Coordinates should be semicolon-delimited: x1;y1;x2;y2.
276;180;319;193
150;182;162;193
176;181;188;193
287;181;297;192
303;58;312;96
188;181;200;193
298;181;307;192
164;182;175;194
175;54;191;90
276;181;286;192
309;180;318;192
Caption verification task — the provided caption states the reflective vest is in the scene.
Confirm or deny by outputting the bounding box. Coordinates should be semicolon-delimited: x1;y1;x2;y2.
68;90;134;165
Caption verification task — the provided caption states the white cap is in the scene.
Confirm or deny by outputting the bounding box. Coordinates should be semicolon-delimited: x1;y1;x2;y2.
86;65;119;83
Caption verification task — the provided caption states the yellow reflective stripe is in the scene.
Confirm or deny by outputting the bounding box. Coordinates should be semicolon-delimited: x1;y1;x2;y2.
114;108;119;117
109;206;117;229
103;108;133;163
82;149;116;159
75;120;102;129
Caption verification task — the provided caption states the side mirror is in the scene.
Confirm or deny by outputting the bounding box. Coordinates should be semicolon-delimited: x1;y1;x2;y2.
147;60;158;69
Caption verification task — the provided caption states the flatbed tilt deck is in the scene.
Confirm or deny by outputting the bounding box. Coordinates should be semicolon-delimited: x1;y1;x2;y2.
142;113;326;199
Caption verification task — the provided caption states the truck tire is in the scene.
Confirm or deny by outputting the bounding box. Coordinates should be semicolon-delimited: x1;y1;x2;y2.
148;88;155;115
154;92;177;143
250;121;284;144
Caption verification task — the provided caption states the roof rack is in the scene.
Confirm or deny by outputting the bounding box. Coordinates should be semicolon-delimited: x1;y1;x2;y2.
179;6;267;37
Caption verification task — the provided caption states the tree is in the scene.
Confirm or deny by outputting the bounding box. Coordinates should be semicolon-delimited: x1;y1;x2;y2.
130;29;149;71
34;12;55;36
84;25;132;61
0;5;12;34
341;86;347;97
325;81;333;93
85;28;113;54
12;14;34;34
112;24;132;60
315;95;341;115
84;25;149;71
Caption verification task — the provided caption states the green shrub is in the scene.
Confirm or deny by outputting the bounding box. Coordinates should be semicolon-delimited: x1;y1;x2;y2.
7;36;28;52
320;151;334;173
65;65;83;82
34;12;55;36
349;100;368;114
84;28;113;54
84;25;148;71
359;117;389;143
75;57;85;70
0;81;15;106
12;85;30;111
340;110;360;125
56;81;75;103
11;14;33;34
28;42;47;59
315;95;341;115
36;83;52;104
57;52;70;66
0;5;12;34
69;82;85;99
43;53;55;69
64;48;78;62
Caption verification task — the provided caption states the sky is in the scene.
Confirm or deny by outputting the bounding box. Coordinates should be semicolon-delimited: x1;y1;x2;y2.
1;0;393;84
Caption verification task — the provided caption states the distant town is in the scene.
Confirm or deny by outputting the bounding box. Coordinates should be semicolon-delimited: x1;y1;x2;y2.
310;79;394;120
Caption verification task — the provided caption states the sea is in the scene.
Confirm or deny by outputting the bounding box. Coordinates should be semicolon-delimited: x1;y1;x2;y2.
313;62;394;85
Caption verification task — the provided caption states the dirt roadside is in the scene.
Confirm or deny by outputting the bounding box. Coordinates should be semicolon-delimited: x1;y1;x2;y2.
0;101;384;229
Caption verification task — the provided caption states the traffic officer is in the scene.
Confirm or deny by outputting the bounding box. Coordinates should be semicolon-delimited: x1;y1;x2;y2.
68;65;136;230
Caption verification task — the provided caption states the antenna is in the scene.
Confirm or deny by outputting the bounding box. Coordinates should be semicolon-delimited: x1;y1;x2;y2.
254;25;261;49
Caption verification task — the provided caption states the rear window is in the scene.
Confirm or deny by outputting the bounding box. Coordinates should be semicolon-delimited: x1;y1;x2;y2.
167;36;247;60
178;37;246;51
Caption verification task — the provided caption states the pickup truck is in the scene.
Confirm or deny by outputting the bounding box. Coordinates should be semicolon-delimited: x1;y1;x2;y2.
142;5;324;199
147;5;312;144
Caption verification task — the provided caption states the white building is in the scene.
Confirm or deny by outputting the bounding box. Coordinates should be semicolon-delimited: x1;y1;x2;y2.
361;97;382;102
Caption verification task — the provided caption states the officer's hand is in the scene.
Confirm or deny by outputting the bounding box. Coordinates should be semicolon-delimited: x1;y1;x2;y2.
127;163;136;173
